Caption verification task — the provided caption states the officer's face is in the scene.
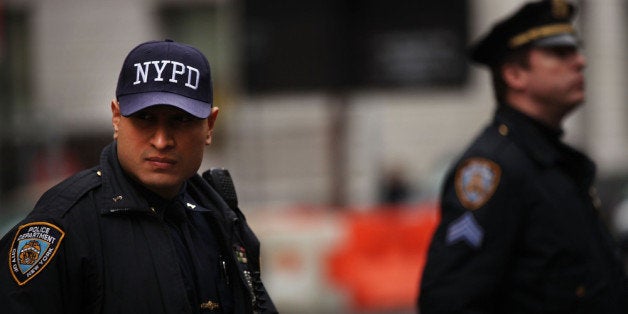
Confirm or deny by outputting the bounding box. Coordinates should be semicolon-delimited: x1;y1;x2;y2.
524;46;587;113
111;101;219;199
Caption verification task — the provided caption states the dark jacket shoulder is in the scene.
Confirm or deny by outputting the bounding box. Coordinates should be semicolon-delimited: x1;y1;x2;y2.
29;167;102;219
457;109;547;183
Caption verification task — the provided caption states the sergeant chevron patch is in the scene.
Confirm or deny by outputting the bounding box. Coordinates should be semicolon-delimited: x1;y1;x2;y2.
8;222;65;285
446;212;484;249
455;158;501;210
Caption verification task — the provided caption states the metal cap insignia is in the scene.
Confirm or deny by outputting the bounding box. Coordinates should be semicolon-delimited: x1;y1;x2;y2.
552;0;569;19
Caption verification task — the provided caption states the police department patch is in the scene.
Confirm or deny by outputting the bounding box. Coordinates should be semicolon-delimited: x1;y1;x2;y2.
8;222;65;285
455;158;501;210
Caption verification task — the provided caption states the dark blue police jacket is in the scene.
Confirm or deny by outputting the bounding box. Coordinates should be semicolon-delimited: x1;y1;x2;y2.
0;142;277;314
420;105;628;314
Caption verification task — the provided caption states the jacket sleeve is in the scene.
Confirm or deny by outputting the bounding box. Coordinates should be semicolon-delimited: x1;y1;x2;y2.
419;157;524;313
1;171;103;314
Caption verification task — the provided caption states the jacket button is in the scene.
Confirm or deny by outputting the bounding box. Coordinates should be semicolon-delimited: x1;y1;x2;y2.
498;124;509;136
589;187;602;210
575;285;586;298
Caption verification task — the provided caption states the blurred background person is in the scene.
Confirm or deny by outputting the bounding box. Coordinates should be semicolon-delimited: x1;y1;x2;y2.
419;1;628;313
379;165;413;205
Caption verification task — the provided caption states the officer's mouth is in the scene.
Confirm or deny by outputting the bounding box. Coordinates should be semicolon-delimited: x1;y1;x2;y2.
146;157;177;170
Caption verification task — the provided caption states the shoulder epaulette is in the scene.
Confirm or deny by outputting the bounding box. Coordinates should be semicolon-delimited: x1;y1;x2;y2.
32;167;103;216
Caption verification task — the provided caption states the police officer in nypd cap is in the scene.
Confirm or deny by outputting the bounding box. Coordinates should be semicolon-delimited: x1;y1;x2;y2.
0;40;278;313
419;0;628;313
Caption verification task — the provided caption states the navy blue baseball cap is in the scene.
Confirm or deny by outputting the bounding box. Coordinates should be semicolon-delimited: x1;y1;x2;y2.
116;40;213;118
469;0;578;67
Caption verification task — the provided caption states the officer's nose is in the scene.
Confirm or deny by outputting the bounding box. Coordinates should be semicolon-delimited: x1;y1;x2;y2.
574;50;586;70
151;125;175;150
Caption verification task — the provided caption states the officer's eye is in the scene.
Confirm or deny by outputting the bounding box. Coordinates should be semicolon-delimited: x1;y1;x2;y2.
131;111;155;121
172;114;197;123
546;46;578;58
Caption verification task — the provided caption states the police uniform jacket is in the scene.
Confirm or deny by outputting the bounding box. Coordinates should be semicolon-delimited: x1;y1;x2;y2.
0;142;277;314
419;105;628;313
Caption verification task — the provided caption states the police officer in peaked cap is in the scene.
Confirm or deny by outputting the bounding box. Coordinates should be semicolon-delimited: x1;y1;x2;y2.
0;40;278;313
419;1;628;313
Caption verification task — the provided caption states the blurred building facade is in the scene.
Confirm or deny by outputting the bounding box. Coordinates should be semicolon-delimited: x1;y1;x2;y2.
0;0;626;210
1;1;627;312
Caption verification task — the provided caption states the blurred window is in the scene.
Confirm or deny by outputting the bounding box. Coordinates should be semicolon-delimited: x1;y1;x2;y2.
0;6;32;197
243;0;469;92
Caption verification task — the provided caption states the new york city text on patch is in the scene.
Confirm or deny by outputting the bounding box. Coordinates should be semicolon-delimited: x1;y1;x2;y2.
8;222;65;285
133;60;200;90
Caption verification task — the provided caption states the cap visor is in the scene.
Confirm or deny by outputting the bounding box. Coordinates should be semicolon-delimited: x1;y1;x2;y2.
534;34;579;47
118;92;212;118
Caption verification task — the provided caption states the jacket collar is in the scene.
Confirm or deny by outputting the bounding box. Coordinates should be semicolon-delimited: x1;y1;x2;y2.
98;142;160;215
494;105;596;187
96;142;227;220
494;105;564;167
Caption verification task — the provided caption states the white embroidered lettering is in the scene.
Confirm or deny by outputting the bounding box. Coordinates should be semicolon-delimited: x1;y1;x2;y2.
185;66;200;89
169;61;185;83
133;62;151;85
132;60;200;90
151;60;171;82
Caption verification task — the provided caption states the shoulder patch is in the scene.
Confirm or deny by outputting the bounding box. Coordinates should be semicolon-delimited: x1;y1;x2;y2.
454;158;501;210
8;222;65;285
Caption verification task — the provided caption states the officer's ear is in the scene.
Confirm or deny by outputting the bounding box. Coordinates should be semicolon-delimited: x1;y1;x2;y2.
205;107;219;145
501;62;528;91
111;99;121;140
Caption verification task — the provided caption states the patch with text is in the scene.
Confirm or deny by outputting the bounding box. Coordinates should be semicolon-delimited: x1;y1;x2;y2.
455;158;501;210
8;222;65;285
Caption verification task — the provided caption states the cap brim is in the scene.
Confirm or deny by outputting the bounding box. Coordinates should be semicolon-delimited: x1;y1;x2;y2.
534;33;578;47
118;92;212;118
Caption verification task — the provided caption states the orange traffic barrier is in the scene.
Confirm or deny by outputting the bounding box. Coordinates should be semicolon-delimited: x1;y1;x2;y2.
326;202;440;311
